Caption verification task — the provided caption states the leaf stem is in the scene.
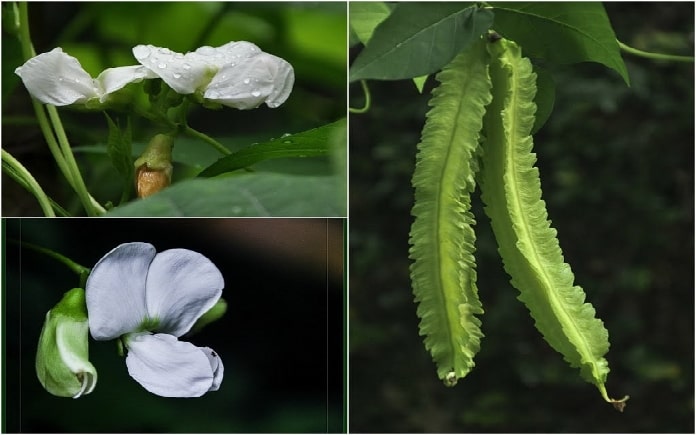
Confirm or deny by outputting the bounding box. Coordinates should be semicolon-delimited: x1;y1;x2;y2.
349;80;372;114
2;149;56;216
618;40;694;63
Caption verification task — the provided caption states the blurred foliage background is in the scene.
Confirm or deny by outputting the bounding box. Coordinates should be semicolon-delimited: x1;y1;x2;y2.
2;2;346;216
349;2;693;432
5;218;344;432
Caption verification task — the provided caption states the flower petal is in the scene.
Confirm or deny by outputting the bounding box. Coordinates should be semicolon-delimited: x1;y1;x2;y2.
133;45;213;94
85;242;155;340
201;347;224;391
125;333;217;397
14;48;99;106
145;248;224;337
95;65;158;101
204;52;294;109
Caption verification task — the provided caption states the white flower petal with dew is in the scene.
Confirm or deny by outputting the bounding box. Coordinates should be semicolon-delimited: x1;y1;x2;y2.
15;48;98;106
15;48;158;106
145;248;224;337
132;42;294;109
205;52;294;109
95;65;158;101
125;333;218;397
86;243;155;340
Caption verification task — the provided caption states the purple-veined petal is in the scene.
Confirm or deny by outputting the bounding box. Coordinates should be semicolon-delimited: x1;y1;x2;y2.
14;48;98;106
85;242;155;340
96;65;158;101
204;52;294;110
132;45;213;94
201;347;224;391
125;332;217;397
145;248;224;337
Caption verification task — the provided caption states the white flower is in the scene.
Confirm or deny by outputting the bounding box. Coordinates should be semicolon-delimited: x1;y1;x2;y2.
14;48;156;106
85;242;225;397
132;42;294;109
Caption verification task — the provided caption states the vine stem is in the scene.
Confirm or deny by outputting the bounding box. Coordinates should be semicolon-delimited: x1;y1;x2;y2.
618;40;694;63
183;124;232;155
17;241;91;277
349;80;371;114
17;2;104;216
2;149;55;216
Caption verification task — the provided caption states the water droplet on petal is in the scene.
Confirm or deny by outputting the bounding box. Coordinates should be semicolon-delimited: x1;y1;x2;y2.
158;63;167;69
133;45;151;59
174;53;184;60
58;77;64;82
243;78;250;84
251;90;261;97
182;63;191;70
173;72;182;79
158;47;172;54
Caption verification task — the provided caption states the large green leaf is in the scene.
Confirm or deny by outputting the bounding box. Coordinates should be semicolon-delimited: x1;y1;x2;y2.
491;2;630;85
198;120;344;177
349;2;392;44
349;3;493;81
105;173;344;217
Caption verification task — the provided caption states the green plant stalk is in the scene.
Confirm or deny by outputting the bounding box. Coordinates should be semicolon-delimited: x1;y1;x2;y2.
2;149;55;216
349;80;371;114
618;40;694;63
183;124;232;155
17;2;104;216
19;241;90;277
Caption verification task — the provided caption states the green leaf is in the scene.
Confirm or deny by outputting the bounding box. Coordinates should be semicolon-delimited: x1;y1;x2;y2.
349;2;392;44
198;120;343;177
105;173;344;217
104;113;133;182
480;38;627;410
409;38;491;385
491;2;630;85
349;3;493;82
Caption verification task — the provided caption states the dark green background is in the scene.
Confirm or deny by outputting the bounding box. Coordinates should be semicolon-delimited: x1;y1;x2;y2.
349;2;693;432
5;218;344;432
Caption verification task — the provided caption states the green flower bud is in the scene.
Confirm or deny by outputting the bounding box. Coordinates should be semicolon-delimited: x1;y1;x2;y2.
134;133;174;198
36;288;97;398
188;298;227;335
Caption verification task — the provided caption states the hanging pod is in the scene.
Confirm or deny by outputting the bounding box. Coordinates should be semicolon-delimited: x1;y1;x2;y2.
479;37;628;411
409;38;492;386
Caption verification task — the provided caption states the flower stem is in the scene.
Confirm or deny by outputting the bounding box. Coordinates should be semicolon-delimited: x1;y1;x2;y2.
618;40;694;63
18;241;90;277
16;2;104;216
2;148;56;216
183;124;232;155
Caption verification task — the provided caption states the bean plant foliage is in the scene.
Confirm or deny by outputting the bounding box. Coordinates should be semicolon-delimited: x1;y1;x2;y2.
3;2;347;217
350;1;690;412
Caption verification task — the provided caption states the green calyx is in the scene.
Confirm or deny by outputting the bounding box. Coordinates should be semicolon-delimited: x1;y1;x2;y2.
189;298;227;335
134;134;174;171
36;288;97;398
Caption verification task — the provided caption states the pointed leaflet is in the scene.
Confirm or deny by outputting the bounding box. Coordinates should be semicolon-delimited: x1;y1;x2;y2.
491;2;629;85
349;3;493;82
409;38;491;385
479;38;627;410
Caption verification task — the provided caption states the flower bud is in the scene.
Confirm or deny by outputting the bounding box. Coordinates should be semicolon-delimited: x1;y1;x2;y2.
36;288;97;398
134;133;174;198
